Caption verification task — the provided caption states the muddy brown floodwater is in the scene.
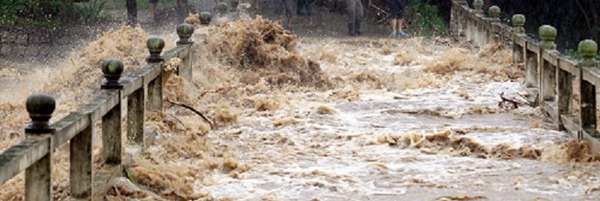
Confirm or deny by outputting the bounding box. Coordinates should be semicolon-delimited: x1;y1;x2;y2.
1;13;600;201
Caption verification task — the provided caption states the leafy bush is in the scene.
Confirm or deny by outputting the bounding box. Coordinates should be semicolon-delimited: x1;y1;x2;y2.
367;0;448;37
0;0;56;26
565;49;600;61
0;0;106;26
77;0;106;22
404;0;447;37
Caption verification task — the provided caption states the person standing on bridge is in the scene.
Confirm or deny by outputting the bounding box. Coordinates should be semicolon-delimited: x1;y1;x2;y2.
275;0;294;30
297;0;313;16
389;0;408;38
346;0;364;36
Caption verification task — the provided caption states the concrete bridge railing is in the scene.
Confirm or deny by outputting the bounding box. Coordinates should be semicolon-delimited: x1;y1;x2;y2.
451;0;600;150
0;23;198;200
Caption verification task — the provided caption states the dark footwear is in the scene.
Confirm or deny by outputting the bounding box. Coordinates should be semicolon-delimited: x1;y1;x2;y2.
348;22;355;36
355;20;362;35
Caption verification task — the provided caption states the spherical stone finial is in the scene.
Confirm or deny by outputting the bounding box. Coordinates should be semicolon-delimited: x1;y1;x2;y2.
538;25;557;50
200;11;212;25
146;36;165;63
101;58;125;89
25;93;56;134
512;14;526;34
473;0;484;9
176;23;195;45
579;39;599;68
488;6;501;19
512;14;525;26
217;2;228;14
472;0;484;16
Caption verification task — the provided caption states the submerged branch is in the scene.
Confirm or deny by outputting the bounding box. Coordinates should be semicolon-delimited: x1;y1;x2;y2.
167;100;214;130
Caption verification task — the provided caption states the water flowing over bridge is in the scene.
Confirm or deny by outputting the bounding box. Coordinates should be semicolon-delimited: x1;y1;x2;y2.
1;0;600;200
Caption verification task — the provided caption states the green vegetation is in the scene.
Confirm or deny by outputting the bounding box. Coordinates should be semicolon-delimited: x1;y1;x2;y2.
79;0;107;22
0;0;153;26
565;49;600;61
404;0;447;37
0;0;63;26
368;0;448;37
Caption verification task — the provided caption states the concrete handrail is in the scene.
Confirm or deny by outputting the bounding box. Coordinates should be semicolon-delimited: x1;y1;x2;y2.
0;22;196;201
451;0;600;151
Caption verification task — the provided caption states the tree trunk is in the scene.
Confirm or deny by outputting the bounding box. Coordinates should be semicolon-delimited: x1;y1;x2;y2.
126;0;137;26
177;0;189;23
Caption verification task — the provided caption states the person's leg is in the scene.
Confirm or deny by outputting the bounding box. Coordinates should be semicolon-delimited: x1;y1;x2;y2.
398;9;408;37
305;0;312;16
389;1;400;37
297;0;305;15
353;0;363;35
398;19;403;32
346;0;355;36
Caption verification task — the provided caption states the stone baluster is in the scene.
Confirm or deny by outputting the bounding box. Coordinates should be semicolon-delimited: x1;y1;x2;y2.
579;39;598;133
512;14;525;34
146;37;165;63
100;59;124;164
177;23;194;45
101;58;125;90
24;93;55;201
176;23;195;80
146;37;165;111
176;25;193;67
488;5;500;23
579;40;598;67
539;25;558;103
512;14;526;64
485;5;501;44
539;25;557;50
472;0;484;16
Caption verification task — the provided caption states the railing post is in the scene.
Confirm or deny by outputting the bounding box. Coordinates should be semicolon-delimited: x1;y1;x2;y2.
24;93;56;201
451;0;466;38
70;115;93;200
127;84;145;146
472;0;484;47
146;37;165;111
457;1;468;37
512;14;526;63
101;58;124;164
472;0;484;16
466;9;474;42
539;25;557;103
176;23;195;81
525;43;539;89
487;5;501;44
579;39;598;133
557;56;576;131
